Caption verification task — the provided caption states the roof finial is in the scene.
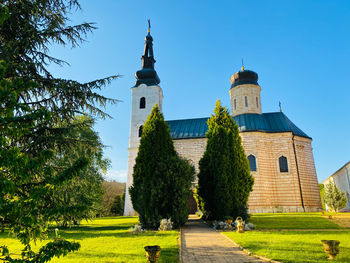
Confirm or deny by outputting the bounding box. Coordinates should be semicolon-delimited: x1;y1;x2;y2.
241;58;245;71
148;19;151;34
279;101;282;112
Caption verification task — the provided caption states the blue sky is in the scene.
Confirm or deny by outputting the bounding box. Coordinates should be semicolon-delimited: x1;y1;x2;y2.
48;0;350;183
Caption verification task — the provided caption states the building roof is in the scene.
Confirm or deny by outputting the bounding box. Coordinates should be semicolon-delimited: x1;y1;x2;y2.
230;69;259;88
166;112;311;140
134;29;160;87
322;161;350;184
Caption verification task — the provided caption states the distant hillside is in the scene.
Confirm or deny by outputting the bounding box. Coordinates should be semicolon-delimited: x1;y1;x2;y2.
102;181;126;216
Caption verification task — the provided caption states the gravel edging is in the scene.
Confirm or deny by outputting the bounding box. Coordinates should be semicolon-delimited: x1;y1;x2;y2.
220;232;283;263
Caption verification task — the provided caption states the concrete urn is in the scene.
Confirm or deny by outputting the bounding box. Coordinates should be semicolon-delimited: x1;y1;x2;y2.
321;240;340;260
144;245;161;263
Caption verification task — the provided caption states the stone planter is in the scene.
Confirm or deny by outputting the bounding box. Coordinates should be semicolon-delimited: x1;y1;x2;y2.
321;240;340;260
144;245;161;263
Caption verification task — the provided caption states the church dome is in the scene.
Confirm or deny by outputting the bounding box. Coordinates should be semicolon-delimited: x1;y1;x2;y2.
230;69;259;88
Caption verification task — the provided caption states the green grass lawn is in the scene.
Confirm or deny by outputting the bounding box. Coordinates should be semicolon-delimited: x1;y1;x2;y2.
223;213;350;263
224;231;350;263
0;217;179;263
249;212;342;229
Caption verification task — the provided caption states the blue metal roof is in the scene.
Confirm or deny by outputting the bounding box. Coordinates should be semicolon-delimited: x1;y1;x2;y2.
166;112;311;140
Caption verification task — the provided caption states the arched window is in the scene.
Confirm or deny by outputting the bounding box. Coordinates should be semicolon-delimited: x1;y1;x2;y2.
279;156;288;172
245;96;248;107
248;155;257;172
256;97;259;108
234;99;237;110
140;97;146;109
138;125;143;137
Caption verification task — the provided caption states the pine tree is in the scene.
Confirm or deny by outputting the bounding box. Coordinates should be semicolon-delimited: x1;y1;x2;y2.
198;100;254;220
0;1;117;261
129;105;194;229
324;181;348;212
49;116;109;227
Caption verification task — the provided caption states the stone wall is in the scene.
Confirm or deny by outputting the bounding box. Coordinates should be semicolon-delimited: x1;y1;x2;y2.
173;131;322;213
229;84;262;116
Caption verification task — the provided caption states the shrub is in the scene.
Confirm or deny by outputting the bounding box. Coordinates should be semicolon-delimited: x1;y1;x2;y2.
324;181;348;212
158;219;173;231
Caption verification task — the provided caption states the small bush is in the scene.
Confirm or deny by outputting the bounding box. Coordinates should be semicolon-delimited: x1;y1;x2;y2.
158;219;173;231
130;224;144;233
212;221;230;230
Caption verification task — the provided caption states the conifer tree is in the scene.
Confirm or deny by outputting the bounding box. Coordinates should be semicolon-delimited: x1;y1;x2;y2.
129;105;194;229
110;195;125;216
0;1;117;261
324;181;348;212
198;100;254;220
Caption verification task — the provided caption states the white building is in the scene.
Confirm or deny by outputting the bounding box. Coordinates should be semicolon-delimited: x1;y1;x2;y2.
124;28;322;216
323;161;350;211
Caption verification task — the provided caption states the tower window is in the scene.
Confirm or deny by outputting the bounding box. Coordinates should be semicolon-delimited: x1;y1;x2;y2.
234;99;237;110
140;97;146;109
245;96;248;107
138;125;143;137
279;156;288;172
256;97;259;108
248;155;257;172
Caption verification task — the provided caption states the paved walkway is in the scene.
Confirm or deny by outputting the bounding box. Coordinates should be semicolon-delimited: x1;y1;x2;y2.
181;215;267;263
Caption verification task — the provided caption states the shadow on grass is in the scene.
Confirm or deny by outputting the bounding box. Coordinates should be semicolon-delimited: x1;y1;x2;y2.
58;227;177;240
160;247;178;262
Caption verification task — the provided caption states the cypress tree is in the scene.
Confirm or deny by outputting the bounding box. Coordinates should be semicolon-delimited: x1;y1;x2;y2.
129;105;194;229
198;100;254;220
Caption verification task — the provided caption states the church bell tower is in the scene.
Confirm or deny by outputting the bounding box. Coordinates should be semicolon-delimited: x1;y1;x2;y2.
124;22;163;216
229;66;262;116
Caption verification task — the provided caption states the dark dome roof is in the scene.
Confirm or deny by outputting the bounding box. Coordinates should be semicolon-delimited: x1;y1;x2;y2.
230;69;259;88
135;68;160;86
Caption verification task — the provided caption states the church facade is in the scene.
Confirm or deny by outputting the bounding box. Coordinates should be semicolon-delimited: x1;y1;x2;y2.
124;29;322;216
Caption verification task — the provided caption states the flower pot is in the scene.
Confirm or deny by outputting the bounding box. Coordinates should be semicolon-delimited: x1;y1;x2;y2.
144;245;161;263
321;240;340;260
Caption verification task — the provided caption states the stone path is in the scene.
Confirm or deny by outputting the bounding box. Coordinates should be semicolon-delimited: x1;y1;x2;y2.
181;215;267;263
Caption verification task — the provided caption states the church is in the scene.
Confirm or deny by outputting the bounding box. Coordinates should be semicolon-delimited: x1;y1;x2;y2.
124;27;322;216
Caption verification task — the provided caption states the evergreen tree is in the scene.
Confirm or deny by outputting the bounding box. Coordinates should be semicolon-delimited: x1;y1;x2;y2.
0;1;117;261
129;105;195;229
110;195;124;216
168;156;195;228
198;100;254;220
319;183;326;210
49;116;109;227
324;181;348;212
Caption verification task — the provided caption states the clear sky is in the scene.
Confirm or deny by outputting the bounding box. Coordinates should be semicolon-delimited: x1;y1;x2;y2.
48;0;350;183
